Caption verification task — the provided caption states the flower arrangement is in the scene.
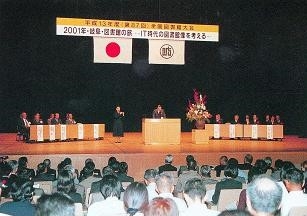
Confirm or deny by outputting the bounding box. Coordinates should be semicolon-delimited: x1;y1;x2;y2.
186;89;212;123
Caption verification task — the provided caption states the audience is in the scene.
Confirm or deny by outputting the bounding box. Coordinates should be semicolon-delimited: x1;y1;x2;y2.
33;163;56;182
155;173;187;213
246;175;282;216
123;182;149;216
144;169;159;201
271;159;283;181
280;167;307;216
36;193;75;216
117;162;134;183
16;156;35;180
158;155;177;174
144;197;179;216
200;165;218;185
238;154;253;170
87;175;125;216
57;170;82;203
43;159;56;178
214;156;228;177
182;178;220;216
178;155;199;176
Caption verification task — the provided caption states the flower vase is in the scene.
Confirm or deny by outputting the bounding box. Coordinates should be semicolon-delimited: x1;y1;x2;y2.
195;120;205;129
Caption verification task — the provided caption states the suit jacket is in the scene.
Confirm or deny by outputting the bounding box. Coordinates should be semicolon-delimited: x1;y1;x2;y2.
158;163;177;174
32;119;43;125
17;117;29;133
214;165;226;177
116;173;134;183
46;167;57;177
152;109;166;119
230;120;241;124
213;119;223;124
51;118;62;125
212;178;242;204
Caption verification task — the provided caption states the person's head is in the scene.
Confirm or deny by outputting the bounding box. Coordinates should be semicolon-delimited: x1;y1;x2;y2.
7;160;18;173
185;155;194;164
228;158;239;166
164;154;173;164
57;170;75;194
246;175;282;216
123;182;149;216
21;112;27;119
144;197;179;216
108;156;118;166
244;154;253;164
245;115;250;119
99;174;122;199
116;106;121;112
43;159;51;168
85;158;93;165
218;209;252;216
215;114;221;120
102;166;114;176
10;179;34;202
82;161;95;178
55;113;60;119
301;160;307;172
68;113;73;119
155;173;174;194
183;178;206;204
263;157;272;168
63;158;72;166
281;167;304;192
280;161;295;179
270;115;275;122
252;114;257;120
224;164;238;179
219;156;228;165
144;169;158;185
254;159;268;174
34;113;40;120
187;159;197;171
36;193;75;216
200;165;212;178
234;114;239;121
110;160;120;173
157;105;162;111
274;159;283;170
119;161;129;174
265;115;270;121
275;115;280;121
248;166;263;183
49;113;54;119
37;163;47;175
18;156;28;169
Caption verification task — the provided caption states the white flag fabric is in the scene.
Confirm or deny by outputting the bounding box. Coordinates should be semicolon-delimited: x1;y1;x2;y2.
93;124;99;139
267;125;273;140
60;125;67;141
214;124;220;139
93;37;132;64
78;124;84;140
251;125;258;139
37;125;44;142
49;125;55;141
148;39;185;65
229;124;236;139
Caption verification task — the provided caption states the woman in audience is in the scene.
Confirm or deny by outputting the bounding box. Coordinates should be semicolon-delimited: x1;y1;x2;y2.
0;179;35;216
144;197;179;216
123;182;149;216
16;156;35;180
57;170;82;203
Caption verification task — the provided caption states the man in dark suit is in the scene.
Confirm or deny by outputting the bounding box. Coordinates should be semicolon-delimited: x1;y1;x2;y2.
251;114;260;124
158;154;177;174
117;162;134;182
214;155;228;177
32;113;44;125
17;112;30;141
43;159;56;178
152;105;166;119
213;114;223;124
33;163;56;182
230;114;241;124
51;113;62;125
238;154;253;170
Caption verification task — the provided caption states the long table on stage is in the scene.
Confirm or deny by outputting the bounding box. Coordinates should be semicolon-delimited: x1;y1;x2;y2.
30;124;105;141
142;118;181;145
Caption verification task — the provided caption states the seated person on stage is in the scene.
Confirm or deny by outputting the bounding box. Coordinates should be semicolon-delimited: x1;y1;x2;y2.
212;163;242;205
231;114;240;124
213;113;223;124
214;155;228;177
47;113;54;125
270;115;276;125
178;155;199;176
264;114;271;125
17;111;31;141
251;114;260;124
117;161;134;183
66;113;76;124
32;113;43;125
244;114;251;125
275;115;284;125
33;162;56;182
51;112;62;125
152;104;166;119
158;154;177;174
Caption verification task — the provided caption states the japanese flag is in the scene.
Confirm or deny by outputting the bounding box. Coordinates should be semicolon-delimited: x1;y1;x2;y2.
148;39;185;65
93;37;132;64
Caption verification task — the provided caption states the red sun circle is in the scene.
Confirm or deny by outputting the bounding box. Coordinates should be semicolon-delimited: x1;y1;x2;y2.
105;42;121;58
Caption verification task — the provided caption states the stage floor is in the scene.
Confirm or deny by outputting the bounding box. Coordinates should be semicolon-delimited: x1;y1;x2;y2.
1;133;307;180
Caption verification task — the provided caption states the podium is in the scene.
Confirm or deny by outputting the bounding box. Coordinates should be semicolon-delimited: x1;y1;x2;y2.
142;118;181;145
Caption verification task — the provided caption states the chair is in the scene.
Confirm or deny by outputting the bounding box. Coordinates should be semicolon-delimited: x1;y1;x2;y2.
217;189;242;211
34;181;53;194
74;203;83;216
288;206;307;216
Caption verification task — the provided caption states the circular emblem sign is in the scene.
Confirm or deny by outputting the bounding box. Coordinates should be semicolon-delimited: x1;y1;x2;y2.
160;44;174;59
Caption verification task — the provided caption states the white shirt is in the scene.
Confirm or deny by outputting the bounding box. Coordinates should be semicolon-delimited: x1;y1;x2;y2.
159;192;187;213
87;196;126;216
181;203;220;216
277;181;289;208
280;190;307;216
146;182;158;201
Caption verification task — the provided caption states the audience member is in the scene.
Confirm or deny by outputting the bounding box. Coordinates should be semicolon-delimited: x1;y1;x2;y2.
158;155;177;174
78;161;101;193
263;157;274;174
227;158;246;183
218;210;251;216
57;170;82;203
36;193;75;216
280;168;307;216
33;163;56;181
117;162;134;183
271;159;283;181
178;155;199;176
182;178;220;216
0;179;35;216
90;166;115;194
200;165;218;185
214;156;228;177
253;159;268;174
16;156;35;180
87;175;125;216
144;169;159;201
246;175;282;216
144;197;179;216
123;182;149;216
212;164;242;204
175;159;201;194
238;154;253;170
155;173;187;213
43;159;56;178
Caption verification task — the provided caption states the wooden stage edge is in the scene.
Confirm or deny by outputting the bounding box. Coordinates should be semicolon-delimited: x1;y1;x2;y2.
1;132;307;181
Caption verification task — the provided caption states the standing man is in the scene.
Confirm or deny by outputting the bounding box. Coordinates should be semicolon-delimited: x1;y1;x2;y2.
113;106;124;143
153;105;166;119
17;112;31;141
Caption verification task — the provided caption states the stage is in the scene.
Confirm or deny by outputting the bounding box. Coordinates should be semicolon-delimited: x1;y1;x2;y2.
1;133;307;180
